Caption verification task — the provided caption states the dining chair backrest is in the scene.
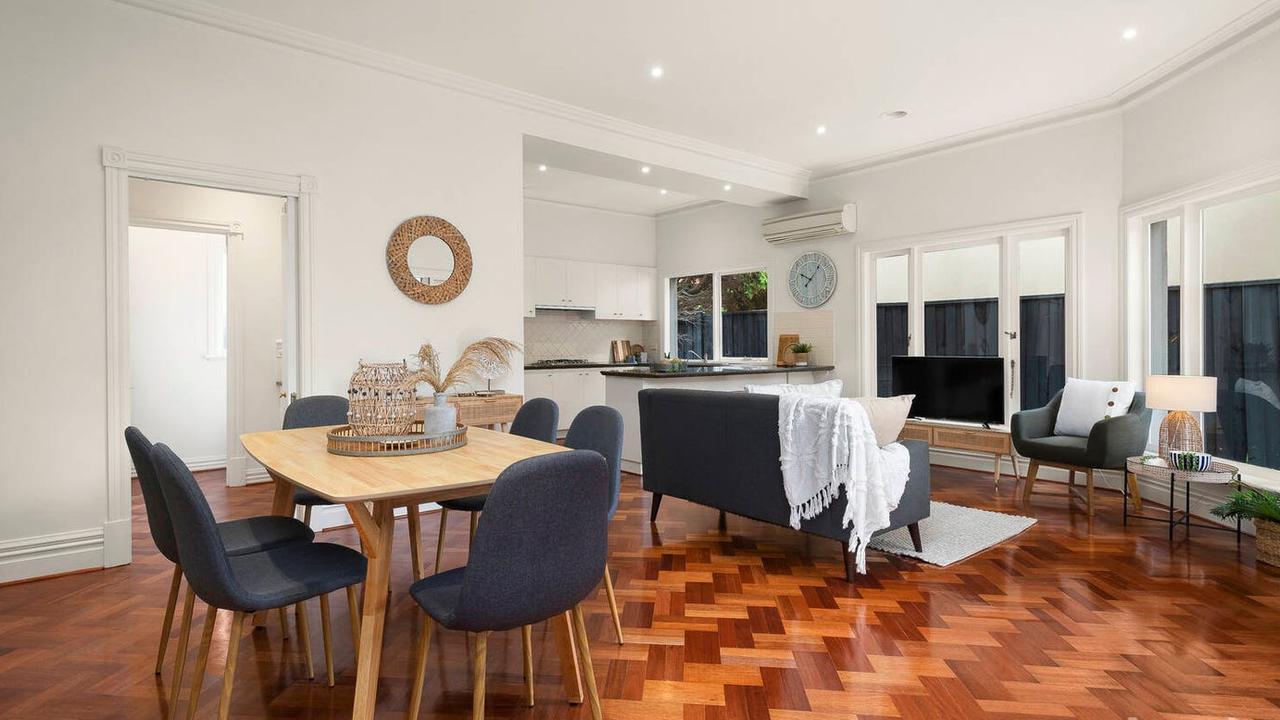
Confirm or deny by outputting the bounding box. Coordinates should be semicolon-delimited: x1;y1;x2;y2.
150;443;247;611
124;427;180;564
283;394;349;430
564;405;624;518
509;397;559;443
449;450;609;632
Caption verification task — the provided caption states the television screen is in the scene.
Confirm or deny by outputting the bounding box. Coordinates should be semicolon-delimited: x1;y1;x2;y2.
890;356;1004;424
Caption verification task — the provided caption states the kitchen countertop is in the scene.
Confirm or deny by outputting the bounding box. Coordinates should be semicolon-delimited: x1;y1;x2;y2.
600;364;835;379
524;362;642;370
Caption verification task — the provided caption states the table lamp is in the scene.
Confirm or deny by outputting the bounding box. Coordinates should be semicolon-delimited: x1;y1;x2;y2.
1145;375;1217;457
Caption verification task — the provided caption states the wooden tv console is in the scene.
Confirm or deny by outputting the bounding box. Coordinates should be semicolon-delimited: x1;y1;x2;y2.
898;419;1022;486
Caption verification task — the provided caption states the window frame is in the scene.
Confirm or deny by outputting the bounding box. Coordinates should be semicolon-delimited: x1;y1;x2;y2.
664;265;771;363
1123;170;1280;490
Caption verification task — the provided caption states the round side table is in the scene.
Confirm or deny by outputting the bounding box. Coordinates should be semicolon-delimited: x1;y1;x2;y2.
1124;456;1242;542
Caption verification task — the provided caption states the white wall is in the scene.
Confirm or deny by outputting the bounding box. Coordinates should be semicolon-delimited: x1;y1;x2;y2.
128;227;227;468
0;0;793;581
523;199;656;266
658;113;1124;392
129;179;287;482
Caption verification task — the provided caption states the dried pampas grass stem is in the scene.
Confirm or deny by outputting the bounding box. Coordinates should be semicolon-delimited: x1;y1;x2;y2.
405;337;522;394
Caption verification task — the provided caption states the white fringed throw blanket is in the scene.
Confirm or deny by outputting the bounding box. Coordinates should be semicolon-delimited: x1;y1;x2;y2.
778;395;911;574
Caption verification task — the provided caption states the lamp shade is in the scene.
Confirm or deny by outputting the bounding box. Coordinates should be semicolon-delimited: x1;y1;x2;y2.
1145;375;1217;412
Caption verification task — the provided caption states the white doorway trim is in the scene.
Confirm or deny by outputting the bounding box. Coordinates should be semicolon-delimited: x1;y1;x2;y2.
101;146;316;568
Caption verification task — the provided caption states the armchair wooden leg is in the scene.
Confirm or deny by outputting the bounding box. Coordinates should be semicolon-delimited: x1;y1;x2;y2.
408;618;432;719
186;606;218;720
218;612;246;720
1022;460;1041;504
407;507;424;581
319;594;335;687
167;586;196;712
570;606;604;720
602;565;624;645
345;585;361;655
156;564;183;675
1127;471;1144;511
434;508;448;575
295;601;314;679
521;625;534;707
1085;469;1096;517
472;631;489;720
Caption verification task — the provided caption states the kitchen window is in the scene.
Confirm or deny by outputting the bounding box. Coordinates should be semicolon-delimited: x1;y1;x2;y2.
668;269;769;361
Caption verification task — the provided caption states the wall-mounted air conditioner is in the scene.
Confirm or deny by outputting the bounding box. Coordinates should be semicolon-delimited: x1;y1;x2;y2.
762;203;857;244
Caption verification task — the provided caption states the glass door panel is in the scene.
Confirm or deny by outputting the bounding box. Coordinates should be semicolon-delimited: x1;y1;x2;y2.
922;244;1000;357
874;255;909;396
1017;235;1066;409
1149;216;1182;375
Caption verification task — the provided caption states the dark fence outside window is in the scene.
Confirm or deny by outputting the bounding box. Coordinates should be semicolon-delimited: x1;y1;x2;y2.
722;309;767;358
1203;279;1280;471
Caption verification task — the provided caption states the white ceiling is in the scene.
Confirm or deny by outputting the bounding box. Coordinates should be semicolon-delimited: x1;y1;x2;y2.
523;163;702;216
196;0;1275;174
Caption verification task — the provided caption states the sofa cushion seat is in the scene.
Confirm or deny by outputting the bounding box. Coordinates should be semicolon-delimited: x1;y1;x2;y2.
1015;434;1089;466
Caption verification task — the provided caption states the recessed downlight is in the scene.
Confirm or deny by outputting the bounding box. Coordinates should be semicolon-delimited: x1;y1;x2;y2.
880;110;909;120
1122;27;1138;41
659;188;668;195
816;125;828;135
723;184;732;192
640;165;651;174
537;164;547;172
650;65;664;78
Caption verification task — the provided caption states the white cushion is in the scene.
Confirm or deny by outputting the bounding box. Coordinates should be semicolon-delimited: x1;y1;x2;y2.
744;379;843;397
1053;378;1136;437
853;395;915;447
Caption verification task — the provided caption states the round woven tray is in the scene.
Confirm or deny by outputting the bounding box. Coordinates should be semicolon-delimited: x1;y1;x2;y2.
326;421;468;457
1125;456;1239;485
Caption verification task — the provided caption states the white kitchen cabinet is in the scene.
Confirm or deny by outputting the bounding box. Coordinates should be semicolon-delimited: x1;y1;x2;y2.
594;264;622;318
564;260;596;307
523;257;537;318
524;368;607;432
635;266;657;320
524;370;555;402
526;256;656;318
533;257;567;307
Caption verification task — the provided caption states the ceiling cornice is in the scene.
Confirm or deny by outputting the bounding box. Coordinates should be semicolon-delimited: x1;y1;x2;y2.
112;0;811;185
812;0;1280;182
523;195;662;219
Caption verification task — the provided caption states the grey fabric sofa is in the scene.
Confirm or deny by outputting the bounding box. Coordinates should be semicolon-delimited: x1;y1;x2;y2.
638;389;931;582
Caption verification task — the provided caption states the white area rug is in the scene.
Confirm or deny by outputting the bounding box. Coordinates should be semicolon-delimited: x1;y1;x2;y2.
869;501;1037;567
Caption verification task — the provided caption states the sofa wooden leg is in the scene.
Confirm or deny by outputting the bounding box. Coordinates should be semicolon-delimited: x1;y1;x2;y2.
907;522;923;552
649;494;663;522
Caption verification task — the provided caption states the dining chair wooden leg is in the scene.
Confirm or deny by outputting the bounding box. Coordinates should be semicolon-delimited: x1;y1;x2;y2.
521;625;534;707
602;565;624;645
302;505;312;527
345;585;361;654
469;512;478;543
218;611;246;720
295;601;315;679
407;507;424;580
319;594;335;687
1021;460;1040;503
167;586;196;713
570;606;603;720
407;618;433;719
472;631;489;720
185;606;218;720
277;607;289;638
434;508;448;575
156;564;183;675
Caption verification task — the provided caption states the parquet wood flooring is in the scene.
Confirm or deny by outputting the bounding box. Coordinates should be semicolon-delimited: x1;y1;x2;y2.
1;465;1279;719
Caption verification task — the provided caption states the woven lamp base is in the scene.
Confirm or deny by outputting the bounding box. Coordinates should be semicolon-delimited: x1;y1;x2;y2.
1158;410;1203;458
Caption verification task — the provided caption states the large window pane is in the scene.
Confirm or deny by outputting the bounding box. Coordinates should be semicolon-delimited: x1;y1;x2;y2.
1202;189;1280;471
720;270;768;358
670;273;712;360
923;244;999;357
875;255;908;396
1018;236;1065;409
1149;217;1182;375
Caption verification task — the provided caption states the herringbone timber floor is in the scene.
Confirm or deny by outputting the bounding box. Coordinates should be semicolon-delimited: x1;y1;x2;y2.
1;466;1279;719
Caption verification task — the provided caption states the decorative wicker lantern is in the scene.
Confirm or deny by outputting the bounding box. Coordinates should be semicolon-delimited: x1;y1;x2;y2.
347;361;418;436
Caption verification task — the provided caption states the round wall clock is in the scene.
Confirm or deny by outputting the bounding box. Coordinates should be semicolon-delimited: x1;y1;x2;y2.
788;251;837;308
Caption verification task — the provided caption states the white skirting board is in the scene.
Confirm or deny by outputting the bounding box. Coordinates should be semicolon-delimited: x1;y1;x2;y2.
0;527;105;584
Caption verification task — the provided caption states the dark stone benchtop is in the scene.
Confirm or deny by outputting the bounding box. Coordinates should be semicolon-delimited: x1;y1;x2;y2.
524;362;640;370
599;365;835;379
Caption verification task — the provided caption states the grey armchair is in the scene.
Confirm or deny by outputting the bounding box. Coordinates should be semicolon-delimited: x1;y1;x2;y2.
1012;390;1152;515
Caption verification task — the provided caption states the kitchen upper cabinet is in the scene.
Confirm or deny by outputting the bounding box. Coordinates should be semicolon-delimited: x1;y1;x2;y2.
526;256;656;319
532;257;567;307
595;264;623;319
523;258;537;318
564;260;596;308
635;266;657;320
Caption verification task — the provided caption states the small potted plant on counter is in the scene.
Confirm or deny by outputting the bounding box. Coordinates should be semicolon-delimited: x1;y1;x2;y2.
789;342;813;367
1211;487;1280;566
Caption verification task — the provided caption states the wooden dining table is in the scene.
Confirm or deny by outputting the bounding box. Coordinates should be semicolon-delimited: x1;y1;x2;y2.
241;424;584;719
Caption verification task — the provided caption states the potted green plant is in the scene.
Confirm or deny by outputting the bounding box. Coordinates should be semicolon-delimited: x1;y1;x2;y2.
789;342;813;367
1211;487;1280;566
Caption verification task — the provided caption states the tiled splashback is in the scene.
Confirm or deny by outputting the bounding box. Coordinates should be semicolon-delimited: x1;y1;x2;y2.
774;310;834;365
524;311;659;363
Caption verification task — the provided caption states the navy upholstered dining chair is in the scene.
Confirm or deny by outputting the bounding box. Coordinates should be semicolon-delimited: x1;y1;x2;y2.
151;443;367;720
283;394;349;527
124;426;314;700
564;405;625;644
406;450;610;720
432;397;559;573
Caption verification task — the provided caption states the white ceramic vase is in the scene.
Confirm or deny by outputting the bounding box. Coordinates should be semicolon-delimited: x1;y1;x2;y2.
422;392;457;435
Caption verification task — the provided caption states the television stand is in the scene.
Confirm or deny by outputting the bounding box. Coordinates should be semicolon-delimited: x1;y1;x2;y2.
898;419;1021;487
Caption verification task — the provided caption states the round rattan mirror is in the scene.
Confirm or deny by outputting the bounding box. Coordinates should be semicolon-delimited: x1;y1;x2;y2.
386;215;473;304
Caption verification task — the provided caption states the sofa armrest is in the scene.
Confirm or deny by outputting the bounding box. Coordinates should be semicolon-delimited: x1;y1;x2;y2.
1086;409;1153;469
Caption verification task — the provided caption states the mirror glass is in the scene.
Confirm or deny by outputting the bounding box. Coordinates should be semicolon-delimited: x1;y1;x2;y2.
407;236;454;285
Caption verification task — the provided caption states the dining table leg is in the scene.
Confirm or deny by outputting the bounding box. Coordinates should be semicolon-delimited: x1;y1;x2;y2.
347;500;395;720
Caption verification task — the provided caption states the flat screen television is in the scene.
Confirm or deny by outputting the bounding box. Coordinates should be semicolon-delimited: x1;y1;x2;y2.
890;356;1004;425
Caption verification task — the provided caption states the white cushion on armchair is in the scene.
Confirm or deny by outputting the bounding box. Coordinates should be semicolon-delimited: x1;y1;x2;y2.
1053;378;1136;437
